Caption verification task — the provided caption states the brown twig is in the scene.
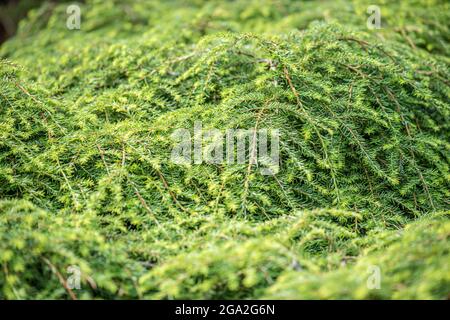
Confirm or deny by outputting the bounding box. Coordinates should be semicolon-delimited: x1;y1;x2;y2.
338;37;369;51
96;144;110;175
156;169;187;212
41;257;77;300
283;66;303;109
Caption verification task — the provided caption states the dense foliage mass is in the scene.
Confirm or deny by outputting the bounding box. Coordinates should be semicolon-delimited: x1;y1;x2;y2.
0;0;448;299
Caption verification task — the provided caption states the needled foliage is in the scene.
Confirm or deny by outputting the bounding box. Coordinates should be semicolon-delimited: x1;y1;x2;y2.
265;211;450;299
0;0;449;299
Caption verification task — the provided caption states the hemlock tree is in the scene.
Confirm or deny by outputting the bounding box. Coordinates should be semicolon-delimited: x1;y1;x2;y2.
0;0;448;299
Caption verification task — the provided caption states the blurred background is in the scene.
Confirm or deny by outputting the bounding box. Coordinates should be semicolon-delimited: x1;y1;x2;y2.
0;0;76;44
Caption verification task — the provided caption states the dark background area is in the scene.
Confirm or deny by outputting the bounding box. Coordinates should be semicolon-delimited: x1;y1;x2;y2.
0;0;76;45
